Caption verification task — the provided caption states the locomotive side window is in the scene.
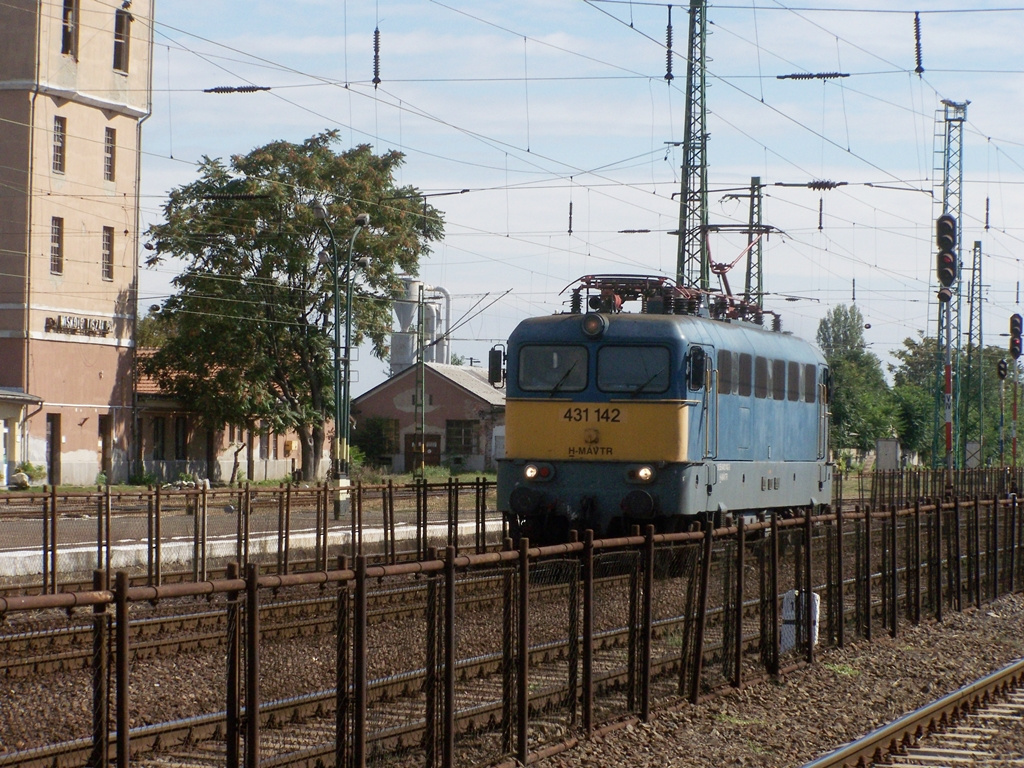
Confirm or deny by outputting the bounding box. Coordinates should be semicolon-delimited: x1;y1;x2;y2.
737;353;753;397
772;359;786;400
787;361;801;401
754;356;770;399
598;346;669;394
686;346;707;390
519;345;588;393
803;363;817;402
718;350;734;395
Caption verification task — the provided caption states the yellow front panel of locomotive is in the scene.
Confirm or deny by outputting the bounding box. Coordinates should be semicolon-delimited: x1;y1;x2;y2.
504;399;690;462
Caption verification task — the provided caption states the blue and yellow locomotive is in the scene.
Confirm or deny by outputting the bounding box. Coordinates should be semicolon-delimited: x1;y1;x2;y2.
492;275;832;543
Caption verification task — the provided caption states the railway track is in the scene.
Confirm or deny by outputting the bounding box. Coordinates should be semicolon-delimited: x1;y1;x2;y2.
803;657;1024;768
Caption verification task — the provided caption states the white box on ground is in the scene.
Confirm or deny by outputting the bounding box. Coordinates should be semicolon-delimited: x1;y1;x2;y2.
780;589;819;653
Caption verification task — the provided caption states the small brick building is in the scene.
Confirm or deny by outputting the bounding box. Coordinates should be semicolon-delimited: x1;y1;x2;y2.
351;363;505;473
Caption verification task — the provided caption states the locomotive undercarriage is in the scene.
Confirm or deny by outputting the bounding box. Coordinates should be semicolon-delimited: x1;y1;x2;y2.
499;458;832;546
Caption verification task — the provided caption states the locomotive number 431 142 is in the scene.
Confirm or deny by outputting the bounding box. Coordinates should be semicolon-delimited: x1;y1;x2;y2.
562;407;621;423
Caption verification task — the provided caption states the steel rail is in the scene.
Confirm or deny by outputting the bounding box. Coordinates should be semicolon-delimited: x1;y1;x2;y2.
801;657;1024;768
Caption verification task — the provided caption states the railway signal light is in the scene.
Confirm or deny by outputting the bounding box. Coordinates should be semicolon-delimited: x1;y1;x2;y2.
935;214;958;288
1011;314;1023;360
998;358;1009;380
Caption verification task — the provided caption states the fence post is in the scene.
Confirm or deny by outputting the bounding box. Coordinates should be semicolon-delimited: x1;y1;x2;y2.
90;569;109;768
444;546;457;767
992;495;1000;601
864;506;872;642
973;496;982;608
889;504;898;639
836;505;845;647
277;486;285;576
245;562;260;768
582;531;594;735
690;522;714;703
517;538;530;767
641;526;654;719
734;517;745;687
353;555;368;768
1011;494;1019;594
804;509;814;664
115;571;130;768
913;499;922;624
501;539;515;753
97;492;106;585
226;562;241;768
42;490;51;594
770;511;780;674
105;487;112;588
335;554;350;768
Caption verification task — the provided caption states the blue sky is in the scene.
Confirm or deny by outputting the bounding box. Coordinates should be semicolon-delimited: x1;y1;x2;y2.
138;2;1024;394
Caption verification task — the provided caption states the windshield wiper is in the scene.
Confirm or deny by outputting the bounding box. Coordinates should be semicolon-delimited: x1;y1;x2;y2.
548;360;579;397
630;368;665;398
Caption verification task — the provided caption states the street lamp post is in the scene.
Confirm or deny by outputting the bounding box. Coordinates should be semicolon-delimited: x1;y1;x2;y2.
314;202;369;518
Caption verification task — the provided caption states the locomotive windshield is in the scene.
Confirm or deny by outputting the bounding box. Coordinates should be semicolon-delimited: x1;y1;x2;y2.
519;345;588;393
597;346;670;394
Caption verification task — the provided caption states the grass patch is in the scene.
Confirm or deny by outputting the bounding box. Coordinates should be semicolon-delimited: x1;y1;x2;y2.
713;713;764;726
825;662;860;677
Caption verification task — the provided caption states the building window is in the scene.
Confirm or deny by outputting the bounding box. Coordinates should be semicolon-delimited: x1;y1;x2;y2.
61;0;79;57
113;9;131;72
101;226;114;281
53;116;66;174
174;416;188;461
153;417;166;460
50;217;64;274
445;420;479;455
103;127;116;181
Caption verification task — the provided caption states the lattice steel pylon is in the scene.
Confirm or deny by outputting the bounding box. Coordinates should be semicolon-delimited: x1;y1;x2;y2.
932;100;967;468
743;176;764;309
674;0;709;291
962;240;984;466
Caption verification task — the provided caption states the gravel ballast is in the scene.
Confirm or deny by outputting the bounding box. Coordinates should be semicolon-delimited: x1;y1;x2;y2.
540;593;1024;767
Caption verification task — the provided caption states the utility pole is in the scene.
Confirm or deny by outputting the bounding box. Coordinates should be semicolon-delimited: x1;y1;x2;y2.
675;0;709;291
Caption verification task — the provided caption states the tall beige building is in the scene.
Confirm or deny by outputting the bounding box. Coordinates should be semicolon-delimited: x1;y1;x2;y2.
0;0;153;484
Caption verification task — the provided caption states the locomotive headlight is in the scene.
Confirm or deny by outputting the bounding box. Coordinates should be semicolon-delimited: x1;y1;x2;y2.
523;463;554;481
627;465;656;483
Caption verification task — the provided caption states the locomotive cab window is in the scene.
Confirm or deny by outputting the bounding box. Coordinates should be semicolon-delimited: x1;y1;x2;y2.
598;346;669;394
772;359;786;399
737;353;753;397
787;361;801;401
519;345;588;393
686;346;707;391
804;363;819;403
717;350;734;395
754;356;770;399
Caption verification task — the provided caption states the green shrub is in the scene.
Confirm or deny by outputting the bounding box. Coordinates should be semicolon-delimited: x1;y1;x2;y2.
16;461;46;481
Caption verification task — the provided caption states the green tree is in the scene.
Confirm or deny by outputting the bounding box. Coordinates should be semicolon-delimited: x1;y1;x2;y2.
817;305;894;454
143;131;443;480
889;334;1015;467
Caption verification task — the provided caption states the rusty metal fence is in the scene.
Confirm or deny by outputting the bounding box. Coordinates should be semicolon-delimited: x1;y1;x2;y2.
0;479;501;595
3;495;1023;768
